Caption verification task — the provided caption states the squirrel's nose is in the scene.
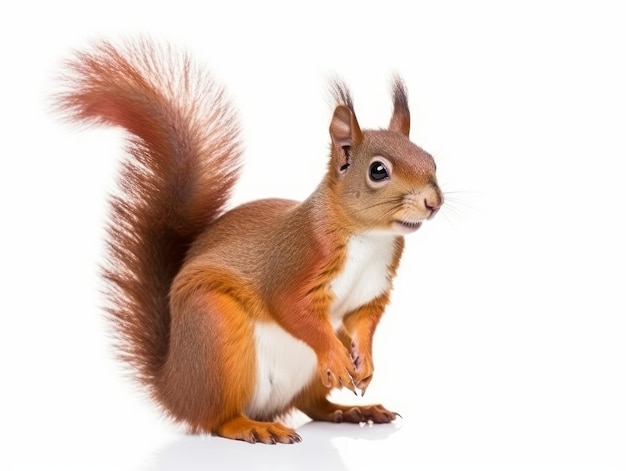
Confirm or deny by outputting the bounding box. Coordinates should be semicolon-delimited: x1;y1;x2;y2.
424;192;443;219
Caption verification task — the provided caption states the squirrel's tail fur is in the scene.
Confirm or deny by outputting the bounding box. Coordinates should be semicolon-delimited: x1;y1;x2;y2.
55;39;241;396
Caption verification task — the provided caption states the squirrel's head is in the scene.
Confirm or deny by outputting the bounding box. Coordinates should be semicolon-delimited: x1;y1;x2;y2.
327;78;443;235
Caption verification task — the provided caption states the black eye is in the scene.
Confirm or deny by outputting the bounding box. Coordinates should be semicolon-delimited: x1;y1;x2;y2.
369;161;389;181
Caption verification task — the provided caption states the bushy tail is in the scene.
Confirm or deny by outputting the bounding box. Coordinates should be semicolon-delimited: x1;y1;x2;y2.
55;38;241;393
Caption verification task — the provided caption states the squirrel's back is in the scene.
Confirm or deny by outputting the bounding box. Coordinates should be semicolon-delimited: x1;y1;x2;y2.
55;38;242;395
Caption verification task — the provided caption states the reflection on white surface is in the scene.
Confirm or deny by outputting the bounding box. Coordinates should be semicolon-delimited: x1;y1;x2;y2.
147;422;401;471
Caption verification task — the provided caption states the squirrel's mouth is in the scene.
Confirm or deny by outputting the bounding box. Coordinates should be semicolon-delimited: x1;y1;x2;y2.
393;220;423;234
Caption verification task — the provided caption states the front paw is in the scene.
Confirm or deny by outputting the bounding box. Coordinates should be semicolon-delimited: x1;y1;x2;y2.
318;344;357;392
350;345;374;394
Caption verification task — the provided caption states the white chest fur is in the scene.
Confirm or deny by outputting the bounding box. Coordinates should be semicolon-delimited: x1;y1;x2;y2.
328;232;397;328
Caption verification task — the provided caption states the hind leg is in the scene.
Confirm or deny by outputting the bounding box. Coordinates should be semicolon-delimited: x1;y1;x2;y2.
159;286;299;443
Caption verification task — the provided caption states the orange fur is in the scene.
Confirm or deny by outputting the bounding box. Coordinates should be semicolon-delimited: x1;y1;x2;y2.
55;38;443;444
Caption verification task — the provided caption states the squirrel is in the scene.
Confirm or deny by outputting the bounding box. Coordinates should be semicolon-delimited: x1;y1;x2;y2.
55;38;443;444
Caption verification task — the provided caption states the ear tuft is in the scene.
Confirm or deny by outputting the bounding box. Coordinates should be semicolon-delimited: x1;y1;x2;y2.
329;78;355;113
389;75;410;136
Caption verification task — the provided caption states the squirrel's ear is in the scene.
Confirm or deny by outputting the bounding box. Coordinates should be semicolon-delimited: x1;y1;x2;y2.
330;105;362;148
389;77;410;136
329;105;362;176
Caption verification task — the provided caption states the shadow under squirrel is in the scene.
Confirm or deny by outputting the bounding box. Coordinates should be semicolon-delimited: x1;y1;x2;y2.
55;38;443;444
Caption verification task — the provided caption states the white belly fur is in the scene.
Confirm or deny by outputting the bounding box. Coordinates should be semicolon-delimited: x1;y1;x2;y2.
247;232;397;417
247;322;317;418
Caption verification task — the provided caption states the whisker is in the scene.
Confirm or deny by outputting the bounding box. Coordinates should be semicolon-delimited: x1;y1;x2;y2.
361;203;405;235
439;205;462;226
349;196;405;216
442;189;484;215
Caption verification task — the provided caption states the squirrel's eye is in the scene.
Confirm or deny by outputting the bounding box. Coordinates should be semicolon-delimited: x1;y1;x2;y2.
369;161;389;181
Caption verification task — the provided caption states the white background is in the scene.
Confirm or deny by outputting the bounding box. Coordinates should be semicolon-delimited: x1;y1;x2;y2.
1;1;625;470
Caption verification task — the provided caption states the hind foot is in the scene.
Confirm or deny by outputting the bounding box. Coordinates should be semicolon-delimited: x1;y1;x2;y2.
216;415;302;444
302;399;398;424
327;403;398;424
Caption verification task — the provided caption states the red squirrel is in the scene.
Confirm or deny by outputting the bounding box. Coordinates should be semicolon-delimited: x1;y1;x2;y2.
56;38;443;444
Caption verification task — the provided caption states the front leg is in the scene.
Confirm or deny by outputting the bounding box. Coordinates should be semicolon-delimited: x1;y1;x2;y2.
271;285;357;393
342;294;389;394
291;294;399;424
